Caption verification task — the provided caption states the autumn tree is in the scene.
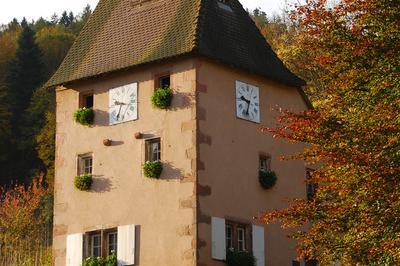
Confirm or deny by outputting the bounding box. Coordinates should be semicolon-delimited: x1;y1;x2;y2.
0;177;52;265
259;0;400;265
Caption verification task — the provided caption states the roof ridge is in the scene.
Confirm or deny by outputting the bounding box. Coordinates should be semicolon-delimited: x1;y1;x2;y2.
192;0;206;53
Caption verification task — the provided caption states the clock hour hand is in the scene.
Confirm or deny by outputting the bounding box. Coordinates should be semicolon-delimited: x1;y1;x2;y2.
239;96;250;104
239;96;251;115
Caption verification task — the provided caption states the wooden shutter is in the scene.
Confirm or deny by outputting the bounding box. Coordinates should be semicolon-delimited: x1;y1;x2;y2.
252;225;265;266
66;233;83;266
211;217;226;260
117;224;136;266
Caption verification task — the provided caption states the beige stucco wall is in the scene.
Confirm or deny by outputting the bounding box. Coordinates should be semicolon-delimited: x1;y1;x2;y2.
53;59;197;266
195;59;308;266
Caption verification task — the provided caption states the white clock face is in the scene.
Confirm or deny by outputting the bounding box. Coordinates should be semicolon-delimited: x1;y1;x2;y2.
109;82;138;125
235;81;260;123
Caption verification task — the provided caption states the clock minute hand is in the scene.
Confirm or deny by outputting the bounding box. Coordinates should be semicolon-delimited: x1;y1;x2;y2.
239;96;251;115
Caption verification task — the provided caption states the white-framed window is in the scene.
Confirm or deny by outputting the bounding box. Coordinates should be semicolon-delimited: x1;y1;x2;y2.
225;224;233;250
237;226;246;251
90;233;101;258
107;231;118;255
145;138;161;161
78;154;93;175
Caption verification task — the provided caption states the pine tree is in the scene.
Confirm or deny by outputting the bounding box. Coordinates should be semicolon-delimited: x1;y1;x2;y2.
6;18;43;120
4;18;44;181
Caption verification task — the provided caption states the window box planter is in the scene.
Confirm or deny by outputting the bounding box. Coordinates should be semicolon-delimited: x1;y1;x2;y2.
143;161;163;178
73;107;94;125
226;249;256;266
151;86;173;109
83;251;117;266
258;170;277;189
74;174;93;191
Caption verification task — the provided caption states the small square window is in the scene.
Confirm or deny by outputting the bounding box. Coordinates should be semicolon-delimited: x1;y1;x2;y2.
78;154;93;175
145;138;161;162
259;155;270;172
80;93;94;108
306;169;318;201
225;224;233;250
159;76;170;89
237;226;246;251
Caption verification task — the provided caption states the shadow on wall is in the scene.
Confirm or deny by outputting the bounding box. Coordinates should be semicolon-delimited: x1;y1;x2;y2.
161;161;185;181
169;91;195;111
92;109;110;127
135;225;141;265
91;175;114;193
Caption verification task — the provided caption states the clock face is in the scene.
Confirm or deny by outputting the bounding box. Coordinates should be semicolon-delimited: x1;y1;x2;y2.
235;81;260;123
109;82;138;125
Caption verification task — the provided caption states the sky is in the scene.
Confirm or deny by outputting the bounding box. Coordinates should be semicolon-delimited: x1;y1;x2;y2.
0;0;288;25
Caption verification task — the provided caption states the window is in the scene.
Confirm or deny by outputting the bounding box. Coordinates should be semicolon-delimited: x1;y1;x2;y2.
80;93;94;108
225;224;233;250
85;229;118;259
237;226;246;251
259;154;270;172
78;154;93;175
145;138;161;161
225;222;250;252
107;231;118;255
90;233;101;258
306;169;318;201
159;75;170;88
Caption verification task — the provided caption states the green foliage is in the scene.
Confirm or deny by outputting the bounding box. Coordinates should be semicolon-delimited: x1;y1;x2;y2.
226;249;256;266
258;170;277;189
6;18;44;118
143;161;163;178
83;252;117;266
36;112;56;188
74;107;94;125
151;86;173;109
74;174;93;191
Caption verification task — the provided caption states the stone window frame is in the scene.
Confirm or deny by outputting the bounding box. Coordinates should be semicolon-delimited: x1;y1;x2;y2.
84;228;118;259
154;71;171;90
79;91;94;109
225;220;252;252
77;153;93;176
145;138;161;162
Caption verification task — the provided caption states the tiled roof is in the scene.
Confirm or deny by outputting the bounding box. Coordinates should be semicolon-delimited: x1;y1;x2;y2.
46;0;305;88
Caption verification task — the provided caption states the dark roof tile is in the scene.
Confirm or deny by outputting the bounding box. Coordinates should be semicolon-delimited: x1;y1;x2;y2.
46;0;305;88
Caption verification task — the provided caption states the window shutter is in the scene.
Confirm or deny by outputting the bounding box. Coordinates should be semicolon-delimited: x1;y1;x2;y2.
252;225;265;266
117;224;136;266
211;217;226;260
66;233;83;266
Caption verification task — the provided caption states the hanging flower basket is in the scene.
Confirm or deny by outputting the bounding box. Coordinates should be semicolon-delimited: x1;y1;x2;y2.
151;86;173;109
143;161;163;178
74;174;93;191
259;170;277;189
226;249;256;266
73;107;94;125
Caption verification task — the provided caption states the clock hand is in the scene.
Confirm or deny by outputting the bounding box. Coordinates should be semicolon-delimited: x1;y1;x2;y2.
239;96;250;104
116;104;123;119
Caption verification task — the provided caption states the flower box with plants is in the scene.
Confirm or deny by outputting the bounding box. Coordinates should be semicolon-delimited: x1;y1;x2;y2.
143;160;163;178
225;249;256;266
74;174;93;191
83;251;117;266
151;86;173;109
73;107;94;125
258;170;277;189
